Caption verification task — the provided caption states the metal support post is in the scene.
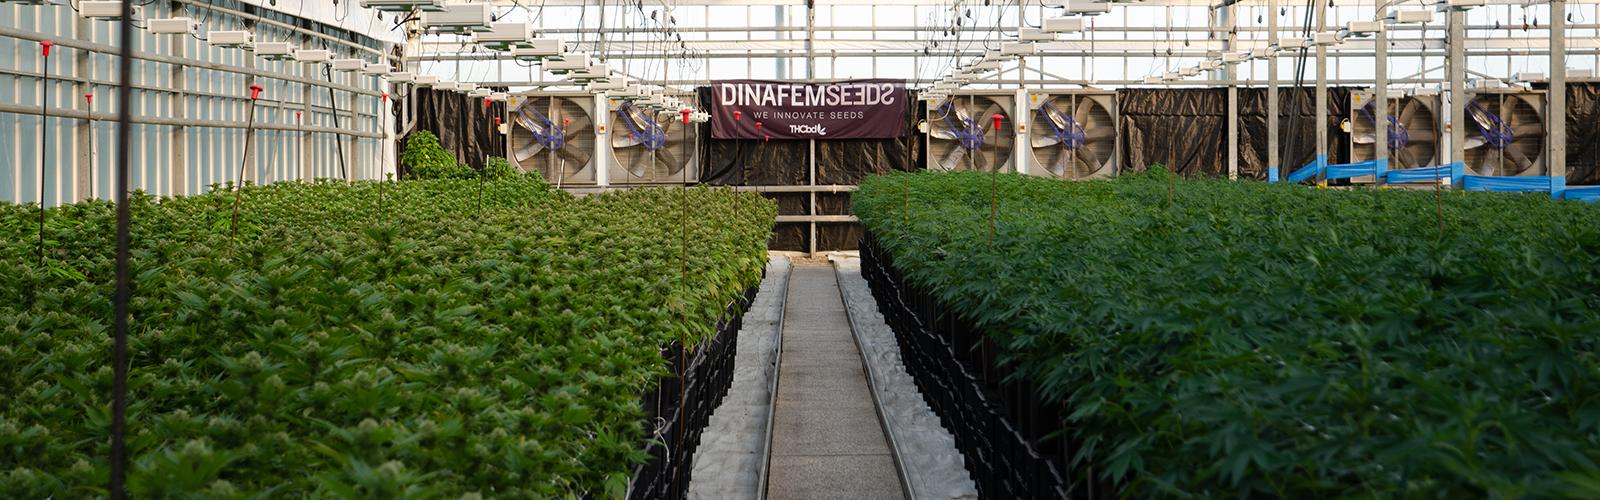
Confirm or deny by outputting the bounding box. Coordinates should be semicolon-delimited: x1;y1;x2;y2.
1225;2;1238;180
1448;10;1466;169
1374;3;1389;183
1268;0;1279;181
1551;0;1568;180
1315;0;1329;185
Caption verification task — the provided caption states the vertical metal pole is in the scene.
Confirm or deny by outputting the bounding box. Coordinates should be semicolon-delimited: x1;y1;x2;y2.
1374;2;1389;183
1267;0;1279;181
75;17;92;201
1225;2;1238;180
1315;0;1329;185
173;32;188;195
1448;9;1466;168
302;66;315;181
1551;0;1568;181
807;0;817;256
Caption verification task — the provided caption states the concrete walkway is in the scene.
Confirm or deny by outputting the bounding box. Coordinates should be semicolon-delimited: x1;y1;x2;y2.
765;264;905;500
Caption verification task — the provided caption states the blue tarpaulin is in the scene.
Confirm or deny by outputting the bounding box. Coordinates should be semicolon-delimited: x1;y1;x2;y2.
1382;163;1465;185
1461;175;1567;199
1560;186;1600;202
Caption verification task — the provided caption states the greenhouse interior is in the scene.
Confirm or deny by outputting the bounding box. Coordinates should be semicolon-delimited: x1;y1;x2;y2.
3;0;1600;497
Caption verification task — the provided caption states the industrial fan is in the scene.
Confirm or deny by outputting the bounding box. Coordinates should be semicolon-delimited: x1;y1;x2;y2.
608;100;699;184
1461;91;1547;176
511;93;597;186
1350;91;1440;169
926;93;1015;172
1027;92;1117;179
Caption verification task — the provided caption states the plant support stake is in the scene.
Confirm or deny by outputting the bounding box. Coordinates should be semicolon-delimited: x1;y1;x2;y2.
989;113;1003;246
230;84;265;242
38;41;53;267
110;2;136;497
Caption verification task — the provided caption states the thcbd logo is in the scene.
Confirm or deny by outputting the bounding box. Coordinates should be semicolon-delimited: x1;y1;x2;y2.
788;124;827;136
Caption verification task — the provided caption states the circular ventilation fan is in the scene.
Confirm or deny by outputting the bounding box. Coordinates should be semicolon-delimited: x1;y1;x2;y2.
1462;93;1546;176
1353;95;1439;169
609;100;698;184
511;95;595;186
927;94;1014;172
1028;94;1116;179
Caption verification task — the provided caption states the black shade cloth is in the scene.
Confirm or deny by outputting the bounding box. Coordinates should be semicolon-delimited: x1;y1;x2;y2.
1552;82;1600;185
401;87;507;174
1118;87;1352;179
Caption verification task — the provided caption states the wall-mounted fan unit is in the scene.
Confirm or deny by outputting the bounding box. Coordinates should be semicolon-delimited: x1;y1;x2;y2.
1025;91;1118;179
1349;89;1441;170
926;92;1015;172
510;92;599;186
1461;90;1546;176
607;98;699;185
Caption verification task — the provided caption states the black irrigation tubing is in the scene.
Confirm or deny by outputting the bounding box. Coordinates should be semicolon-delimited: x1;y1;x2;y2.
230;85;265;243
109;1;136;498
318;46;350;181
38;41;53;268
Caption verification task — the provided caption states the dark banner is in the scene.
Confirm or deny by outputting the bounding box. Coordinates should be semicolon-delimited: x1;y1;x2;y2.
710;79;907;140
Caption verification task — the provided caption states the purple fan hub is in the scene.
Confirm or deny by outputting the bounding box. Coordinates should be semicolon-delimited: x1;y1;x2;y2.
617;102;669;152
1467;100;1515;149
938;101;987;151
1038;102;1086;150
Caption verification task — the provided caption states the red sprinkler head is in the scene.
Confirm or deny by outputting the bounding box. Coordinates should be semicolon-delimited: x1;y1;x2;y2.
249;84;264;100
484;97;492;108
381;92;389;103
991;113;1004;132
764;135;769;142
756;121;763;130
680;108;691;124
39;41;53;57
84;94;92;106
564;118;571;127
733;110;742;121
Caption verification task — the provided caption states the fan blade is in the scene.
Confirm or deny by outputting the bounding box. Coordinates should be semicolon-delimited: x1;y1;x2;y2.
658;148;685;176
930;122;962;141
1084;127;1114;141
1354;133;1378;144
555;145;589;166
626;150;650;178
938;147;967;170
565;113;592;135
613;131;644;148
980;103;1004;134
1408;130;1436;143
973;148;992;171
1398;99;1418;125
1463;135;1488;149
1082;151;1107;177
515;142;545;162
1394;148;1417;169
1074;99;1092;125
515;108;543;133
1050;150;1070;177
1504;148;1535;174
1479;154;1496;176
1512;124;1543;136
1032;133;1061;148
